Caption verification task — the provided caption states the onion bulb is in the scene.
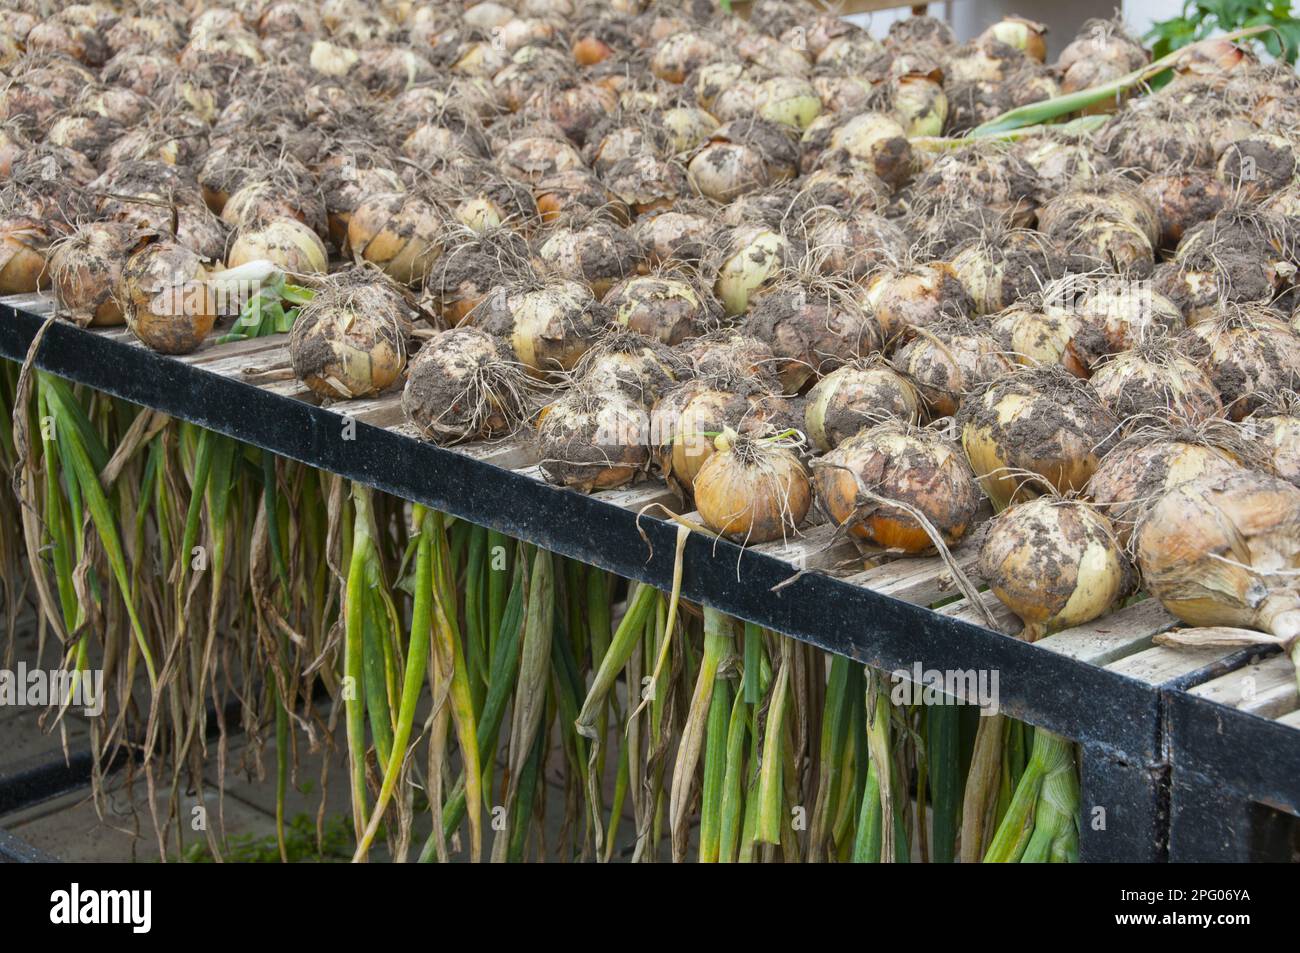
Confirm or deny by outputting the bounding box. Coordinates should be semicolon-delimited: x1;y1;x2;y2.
347;191;443;285
50;222;143;328
977;16;1048;62
960;366;1119;510
402;326;534;444
603;274;711;346
822;111;914;188
1243;397;1300;488
0;214;50;294
1061;280;1184;376
572;330;685;407
537;387;650;492
891;318;1013;419
950;230;1057;316
227;218;328;275
861;262;972;344
804;360;921;452
473;278;604;377
119;241;218;355
712;225;791;316
989;302;1078;369
980;498;1131;640
1087;433;1243;543
534;216;642;298
688;118;798;203
745;283;883;392
290;279;413;399
1089;344;1223;426
1137;470;1300;649
694;430;810;544
1179;307;1300;420
815;422;980;552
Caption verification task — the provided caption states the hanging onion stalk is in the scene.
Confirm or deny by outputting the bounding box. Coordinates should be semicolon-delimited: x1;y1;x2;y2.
980;497;1132;641
960;365;1120;510
694;428;811;544
815;422;981;553
290;276;415;398
402;326;536;444
1137;470;1300;688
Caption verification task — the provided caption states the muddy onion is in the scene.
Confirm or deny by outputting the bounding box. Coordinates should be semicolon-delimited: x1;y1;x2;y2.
473;278;604;376
603;275;709;345
290;281;412;398
120;241;217;355
892;319;1013;419
980;498;1131;640
1087;436;1242;543
1089;345;1223;426
694;430;810;544
227;218;328;274
713;225;790;316
804;360;921;452
402;326;532;443
815;422;980;552
538;387;650;492
572;330;685;406
990;303;1077;368
1137;470;1300;645
744;285;883;392
861;262;971;344
50;222;141;327
347;191;443;285
960;366;1120;510
1180;309;1300;420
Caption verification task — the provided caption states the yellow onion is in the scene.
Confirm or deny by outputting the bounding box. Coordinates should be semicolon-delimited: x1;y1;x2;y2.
1179;307;1300;420
1137;470;1300;650
681;330;777;383
892;319;1013;419
1244;399;1300;488
227;218;328;275
1216;134;1298;202
290;279;413;399
537;387;650;492
424;225;530;326
977;16;1048;62
1087;435;1242;544
119;241;218;355
633;209;712;267
803;209;908;283
861;262;971;344
989;302;1078;369
661;106;719;154
981;498;1131;641
347;191;443;285
572;330;685;407
535;217;642;298
651;31;725;84
1061;281;1185;376
650;380;788;498
497;134;585;183
320;161;405;248
0;216;52;294
473;278;603;377
713;225;790;316
753;76;822;130
822;111;913;188
694;430;811;544
402;326;534;444
815;422;980;553
1089;345;1223;426
50;222;143;328
603;274;710;346
804;360;920;452
688;118;798;203
959;366;1119;510
949;230;1057;317
745;283;884;392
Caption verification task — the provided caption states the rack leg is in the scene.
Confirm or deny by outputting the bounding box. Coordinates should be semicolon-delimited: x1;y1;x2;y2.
1169;769;1296;862
1078;746;1167;862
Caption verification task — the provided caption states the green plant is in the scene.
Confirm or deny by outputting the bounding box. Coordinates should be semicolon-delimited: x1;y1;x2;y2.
1147;0;1300;64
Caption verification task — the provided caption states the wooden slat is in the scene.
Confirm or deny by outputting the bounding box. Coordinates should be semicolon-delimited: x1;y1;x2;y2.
1036;599;1177;667
935;590;1022;635
179;334;292;366
453;435;539;470
597;482;680;512
1105;644;1242;686
754;522;859;572
1191;655;1299;719
1277;709;1300;729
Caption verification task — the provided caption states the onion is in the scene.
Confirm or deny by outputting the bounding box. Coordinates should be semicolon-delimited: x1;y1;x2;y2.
694;430;810;544
1179;307;1300;420
909;145;1039;227
605;154;688;216
473;277;604;377
989;301;1078;369
688;118;798;203
680;330;778;383
660;106;719;154
950;229;1058;316
890;70;947;137
752;76;821;130
802;207;907;282
1060;280;1185;376
892;318;1013;419
532;169;625;225
119;241;218;355
425;225;530;326
227;218;328;275
1087;432;1243;543
0;214;51;294
1090;343;1223;427
402;326;534;443
1014;135;1108;197
1037;177;1160;251
1137;170;1227;250
980;498;1131;640
537;387;649;492
803;360;920;452
960;366;1120;510
572;330;686;407
650;379;789;498
603;274;712;345
319;159;405;247
290;278;413;399
497;134;585;183
525;80;618;146
651;31;725;84
534;216;642;298
1243;396;1300;488
815;422;980;553
977;16;1047;62
1137;470;1300;655
50;222;142;328
347;191;444;285
633;208;712;266
744;281;884;392
1216;134;1298;201
861;262;972;344
712;225;791;316
821;111;913;188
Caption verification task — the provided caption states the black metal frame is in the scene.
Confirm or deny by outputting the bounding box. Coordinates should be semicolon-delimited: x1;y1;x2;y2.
1165;689;1300;862
0;302;1241;862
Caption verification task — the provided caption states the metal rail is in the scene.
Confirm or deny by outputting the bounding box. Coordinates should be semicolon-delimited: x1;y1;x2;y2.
0;298;1261;861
